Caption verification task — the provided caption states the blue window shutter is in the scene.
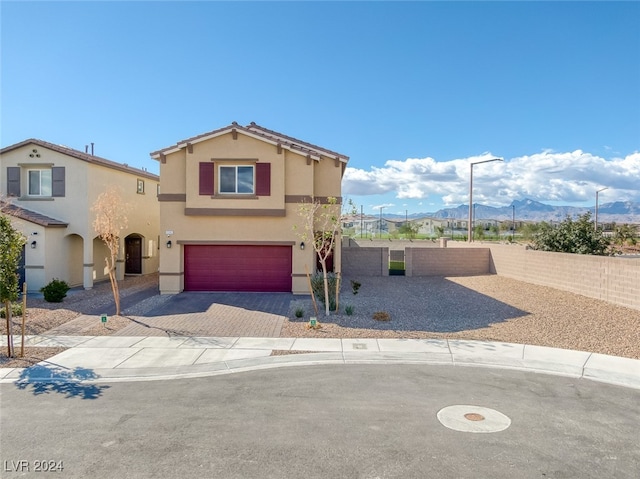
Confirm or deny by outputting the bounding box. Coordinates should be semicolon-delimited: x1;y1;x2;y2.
52;167;65;197
7;167;20;197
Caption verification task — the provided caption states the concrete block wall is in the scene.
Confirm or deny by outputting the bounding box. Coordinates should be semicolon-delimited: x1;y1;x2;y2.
406;248;491;276
342;247;389;277
479;243;640;311
343;239;639;311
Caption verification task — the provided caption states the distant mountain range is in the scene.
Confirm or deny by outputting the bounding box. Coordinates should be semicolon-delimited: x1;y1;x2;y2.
383;199;640;223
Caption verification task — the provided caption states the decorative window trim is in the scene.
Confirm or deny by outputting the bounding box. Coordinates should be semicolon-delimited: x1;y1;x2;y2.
218;164;255;195
27;169;52;197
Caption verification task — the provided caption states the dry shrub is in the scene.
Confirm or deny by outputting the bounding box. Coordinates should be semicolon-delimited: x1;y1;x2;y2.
372;311;391;321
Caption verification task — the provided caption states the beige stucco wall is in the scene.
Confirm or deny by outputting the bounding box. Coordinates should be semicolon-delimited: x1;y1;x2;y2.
1;143;160;292
157;130;345;294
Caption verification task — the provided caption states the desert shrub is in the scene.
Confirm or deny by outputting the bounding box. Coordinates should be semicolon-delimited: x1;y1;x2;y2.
372;311;391;321
350;280;361;295
309;273;338;311
40;278;70;303
294;307;304;318
345;305;354;316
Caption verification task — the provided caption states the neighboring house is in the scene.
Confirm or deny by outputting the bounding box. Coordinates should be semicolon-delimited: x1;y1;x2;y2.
150;121;349;294
0;139;160;292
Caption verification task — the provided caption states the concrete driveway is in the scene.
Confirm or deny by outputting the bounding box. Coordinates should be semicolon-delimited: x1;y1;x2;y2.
112;292;296;337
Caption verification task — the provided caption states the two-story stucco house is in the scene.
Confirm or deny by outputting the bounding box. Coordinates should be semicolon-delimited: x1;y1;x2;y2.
0;139;160;292
151;122;349;295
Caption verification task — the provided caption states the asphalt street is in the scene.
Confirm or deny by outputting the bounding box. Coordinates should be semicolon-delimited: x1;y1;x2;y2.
1;364;639;478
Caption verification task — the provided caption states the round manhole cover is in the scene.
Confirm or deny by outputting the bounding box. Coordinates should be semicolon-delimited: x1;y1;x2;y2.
437;405;511;433
464;413;485;421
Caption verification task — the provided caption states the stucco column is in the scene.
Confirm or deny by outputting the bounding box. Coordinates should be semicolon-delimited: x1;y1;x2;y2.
116;238;125;281
83;238;94;290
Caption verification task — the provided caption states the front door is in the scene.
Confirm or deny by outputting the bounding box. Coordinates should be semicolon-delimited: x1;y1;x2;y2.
125;237;142;274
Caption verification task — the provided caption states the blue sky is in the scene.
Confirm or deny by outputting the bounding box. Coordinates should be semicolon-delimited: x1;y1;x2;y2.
2;1;639;216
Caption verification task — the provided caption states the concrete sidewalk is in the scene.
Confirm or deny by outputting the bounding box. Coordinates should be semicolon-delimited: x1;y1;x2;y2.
1;335;639;389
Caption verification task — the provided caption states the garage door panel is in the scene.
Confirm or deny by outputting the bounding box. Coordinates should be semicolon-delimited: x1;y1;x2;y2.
184;245;292;292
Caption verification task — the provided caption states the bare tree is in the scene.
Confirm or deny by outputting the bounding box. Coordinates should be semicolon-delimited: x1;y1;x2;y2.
295;196;343;316
91;187;129;316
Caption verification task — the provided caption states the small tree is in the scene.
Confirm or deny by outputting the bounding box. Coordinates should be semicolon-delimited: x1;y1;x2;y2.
531;213;613;255
0;214;26;357
612;223;638;248
295;197;342;316
92;186;130;315
399;221;421;239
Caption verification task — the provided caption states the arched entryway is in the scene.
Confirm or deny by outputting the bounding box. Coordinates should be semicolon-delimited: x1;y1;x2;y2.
125;234;143;275
64;234;84;287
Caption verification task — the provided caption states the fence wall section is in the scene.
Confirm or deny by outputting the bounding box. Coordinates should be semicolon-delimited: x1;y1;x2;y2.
341;246;389;277
405;248;491;276
448;242;640;311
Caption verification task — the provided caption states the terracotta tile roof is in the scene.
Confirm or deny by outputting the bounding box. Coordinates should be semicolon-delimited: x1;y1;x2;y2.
150;122;349;163
245;122;349;161
1;201;68;228
0;139;159;181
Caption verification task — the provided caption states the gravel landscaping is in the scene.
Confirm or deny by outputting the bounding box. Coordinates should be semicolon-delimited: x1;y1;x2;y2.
2;272;639;368
283;275;640;360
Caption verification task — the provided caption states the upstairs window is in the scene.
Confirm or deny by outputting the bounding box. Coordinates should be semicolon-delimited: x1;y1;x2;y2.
219;165;254;194
28;169;52;196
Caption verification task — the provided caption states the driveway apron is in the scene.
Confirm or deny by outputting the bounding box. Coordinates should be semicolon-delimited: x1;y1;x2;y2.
112;292;296;337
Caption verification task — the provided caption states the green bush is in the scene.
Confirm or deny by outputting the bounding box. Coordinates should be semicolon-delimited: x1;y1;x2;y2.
345;305;354;316
40;278;70;303
0;302;23;318
294;307;304;318
309;273;338;311
531;213;612;255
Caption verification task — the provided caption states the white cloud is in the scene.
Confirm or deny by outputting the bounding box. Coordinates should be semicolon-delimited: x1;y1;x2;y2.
343;151;640;206
372;203;395;211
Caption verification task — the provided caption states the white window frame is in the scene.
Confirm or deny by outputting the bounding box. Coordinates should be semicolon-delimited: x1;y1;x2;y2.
27;169;52;197
218;165;255;194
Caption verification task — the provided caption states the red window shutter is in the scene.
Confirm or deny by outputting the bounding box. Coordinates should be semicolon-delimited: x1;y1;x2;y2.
199;162;214;195
255;163;271;196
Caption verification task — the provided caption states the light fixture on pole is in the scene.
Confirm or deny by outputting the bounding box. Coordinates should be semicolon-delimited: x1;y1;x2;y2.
468;158;503;243
595;187;608;231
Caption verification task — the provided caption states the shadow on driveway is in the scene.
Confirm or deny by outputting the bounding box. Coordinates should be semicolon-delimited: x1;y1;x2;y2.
143;292;297;317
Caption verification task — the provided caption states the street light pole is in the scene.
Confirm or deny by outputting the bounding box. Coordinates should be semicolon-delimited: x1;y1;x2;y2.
595;187;608;231
512;204;515;240
468;158;503;243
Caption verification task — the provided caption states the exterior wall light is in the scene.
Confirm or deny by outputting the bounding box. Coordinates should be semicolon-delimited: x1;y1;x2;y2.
31;240;37;249
300;242;305;250
166;240;172;248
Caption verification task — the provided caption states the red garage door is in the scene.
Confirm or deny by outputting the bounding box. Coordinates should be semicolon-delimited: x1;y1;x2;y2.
184;245;292;292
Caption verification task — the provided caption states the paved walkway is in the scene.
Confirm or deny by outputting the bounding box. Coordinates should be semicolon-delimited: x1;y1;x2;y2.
1;335;639;389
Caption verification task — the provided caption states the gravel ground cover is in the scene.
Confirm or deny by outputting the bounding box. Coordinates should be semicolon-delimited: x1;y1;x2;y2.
0;274;159;368
283;275;640;360
2;272;639;368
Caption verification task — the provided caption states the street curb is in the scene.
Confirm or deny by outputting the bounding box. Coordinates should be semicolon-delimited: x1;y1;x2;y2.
1;339;639;390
